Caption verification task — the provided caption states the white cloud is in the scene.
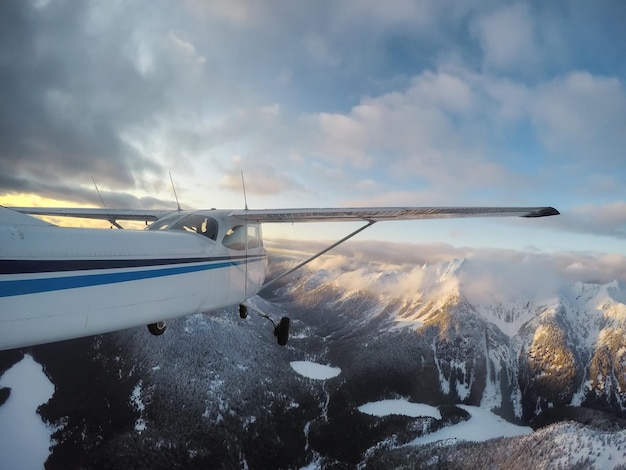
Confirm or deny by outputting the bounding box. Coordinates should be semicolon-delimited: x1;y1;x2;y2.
317;113;371;168
332;0;442;32
219;165;305;196
311;68;515;196
303;34;342;67
2;0;625;251
545;201;626;239
458;256;563;305
530;72;626;166
183;0;262;25
269;240;626;304
308;64;626;200
472;4;539;72
168;33;206;64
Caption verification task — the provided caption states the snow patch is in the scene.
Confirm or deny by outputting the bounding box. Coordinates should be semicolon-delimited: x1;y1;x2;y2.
409;405;531;446
358;399;441;419
130;380;147;433
290;361;341;380
0;354;55;469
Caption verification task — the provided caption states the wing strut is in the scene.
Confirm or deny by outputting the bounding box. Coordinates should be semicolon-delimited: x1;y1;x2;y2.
108;219;124;229
262;220;376;291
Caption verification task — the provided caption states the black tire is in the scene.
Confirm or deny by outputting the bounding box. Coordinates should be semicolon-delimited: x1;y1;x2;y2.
276;317;290;346
147;321;167;336
239;304;248;319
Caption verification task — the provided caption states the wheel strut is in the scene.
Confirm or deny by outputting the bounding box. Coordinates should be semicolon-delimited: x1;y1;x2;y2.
239;302;290;346
274;316;290;346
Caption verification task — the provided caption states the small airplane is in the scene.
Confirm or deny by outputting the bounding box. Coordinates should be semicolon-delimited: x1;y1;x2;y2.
0;203;559;351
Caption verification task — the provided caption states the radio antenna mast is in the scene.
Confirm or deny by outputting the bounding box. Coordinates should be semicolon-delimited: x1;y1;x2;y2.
169;172;181;211
92;176;122;229
241;170;249;210
92;176;107;211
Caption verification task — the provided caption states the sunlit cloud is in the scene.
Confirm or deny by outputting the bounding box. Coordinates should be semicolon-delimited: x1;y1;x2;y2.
268;240;626;304
1;0;625;251
544;201;626;239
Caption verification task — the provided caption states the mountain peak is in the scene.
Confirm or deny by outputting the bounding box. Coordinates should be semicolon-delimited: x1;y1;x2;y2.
437;257;466;282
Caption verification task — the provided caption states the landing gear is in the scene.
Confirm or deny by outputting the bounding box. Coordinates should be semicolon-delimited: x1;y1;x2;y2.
239;302;290;346
147;321;167;336
274;316;290;346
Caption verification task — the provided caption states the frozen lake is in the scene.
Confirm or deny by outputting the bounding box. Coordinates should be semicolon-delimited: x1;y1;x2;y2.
409;404;531;445
357;399;531;445
358;399;441;419
290;361;341;380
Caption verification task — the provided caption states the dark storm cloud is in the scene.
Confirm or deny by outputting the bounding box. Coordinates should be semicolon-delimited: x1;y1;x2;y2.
0;0;171;196
0;171;173;208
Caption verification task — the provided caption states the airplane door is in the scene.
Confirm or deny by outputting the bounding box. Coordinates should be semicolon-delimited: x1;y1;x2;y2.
220;223;266;304
245;224;265;295
221;224;248;304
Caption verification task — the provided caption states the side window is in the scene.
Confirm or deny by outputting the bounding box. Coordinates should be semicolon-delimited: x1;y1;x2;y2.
222;224;262;250
222;225;247;250
200;217;218;241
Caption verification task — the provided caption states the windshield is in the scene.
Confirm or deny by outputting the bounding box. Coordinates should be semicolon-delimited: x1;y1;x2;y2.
145;213;184;231
147;213;219;240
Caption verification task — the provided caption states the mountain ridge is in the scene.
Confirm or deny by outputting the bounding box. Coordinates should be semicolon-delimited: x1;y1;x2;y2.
274;256;626;421
3;254;626;468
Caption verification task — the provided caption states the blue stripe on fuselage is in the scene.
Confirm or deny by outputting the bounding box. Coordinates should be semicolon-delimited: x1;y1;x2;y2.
0;255;258;274
0;256;266;298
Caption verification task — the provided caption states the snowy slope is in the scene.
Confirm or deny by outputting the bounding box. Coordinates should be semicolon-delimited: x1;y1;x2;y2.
274;257;626;420
5;255;626;468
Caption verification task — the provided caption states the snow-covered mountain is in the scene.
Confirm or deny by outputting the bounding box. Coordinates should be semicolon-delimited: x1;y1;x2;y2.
2;254;626;468
270;256;626;422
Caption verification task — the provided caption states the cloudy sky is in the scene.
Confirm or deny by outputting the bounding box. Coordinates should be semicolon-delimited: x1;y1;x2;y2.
1;0;625;254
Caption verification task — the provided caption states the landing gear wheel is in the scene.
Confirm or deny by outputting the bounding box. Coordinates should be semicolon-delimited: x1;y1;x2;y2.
239;304;248;319
274;317;290;346
147;321;167;336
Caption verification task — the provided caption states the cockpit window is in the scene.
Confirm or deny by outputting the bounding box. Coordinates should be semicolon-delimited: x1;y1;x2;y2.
147;214;218;240
145;213;183;231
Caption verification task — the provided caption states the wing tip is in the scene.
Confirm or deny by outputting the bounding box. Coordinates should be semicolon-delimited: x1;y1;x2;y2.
522;207;560;218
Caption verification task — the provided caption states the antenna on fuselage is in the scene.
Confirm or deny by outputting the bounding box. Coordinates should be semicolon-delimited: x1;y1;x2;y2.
92;176;122;229
169;172;181;211
92;176;107;211
241;169;249;211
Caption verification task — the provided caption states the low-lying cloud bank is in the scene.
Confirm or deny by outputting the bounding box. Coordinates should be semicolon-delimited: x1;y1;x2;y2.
266;238;626;304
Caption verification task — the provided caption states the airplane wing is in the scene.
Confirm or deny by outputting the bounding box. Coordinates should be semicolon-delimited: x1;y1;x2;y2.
230;206;559;223
6;207;175;222
7;205;559;224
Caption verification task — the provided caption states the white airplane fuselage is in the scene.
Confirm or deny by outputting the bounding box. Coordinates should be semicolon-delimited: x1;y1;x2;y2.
1;202;560;351
0;208;267;350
